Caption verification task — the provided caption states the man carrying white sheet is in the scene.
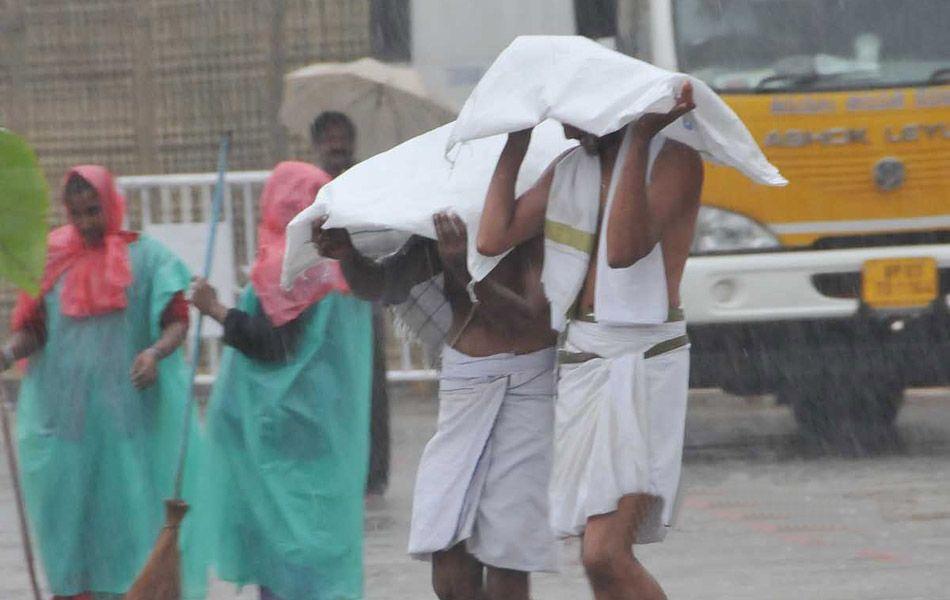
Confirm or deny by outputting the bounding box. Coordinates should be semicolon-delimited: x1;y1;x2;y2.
477;83;702;600
314;213;558;600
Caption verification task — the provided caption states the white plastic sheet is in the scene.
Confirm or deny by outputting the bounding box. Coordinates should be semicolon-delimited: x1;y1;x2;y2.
282;120;574;288
448;35;787;187
282;35;787;290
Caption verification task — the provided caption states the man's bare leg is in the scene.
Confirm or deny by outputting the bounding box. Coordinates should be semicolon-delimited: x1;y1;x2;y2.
485;566;529;600
432;542;484;600
581;494;667;600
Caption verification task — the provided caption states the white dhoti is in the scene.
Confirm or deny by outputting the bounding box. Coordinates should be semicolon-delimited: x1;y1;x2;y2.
550;319;690;544
408;345;559;572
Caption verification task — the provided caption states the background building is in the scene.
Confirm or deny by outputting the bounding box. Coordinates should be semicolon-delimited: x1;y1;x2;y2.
0;0;412;333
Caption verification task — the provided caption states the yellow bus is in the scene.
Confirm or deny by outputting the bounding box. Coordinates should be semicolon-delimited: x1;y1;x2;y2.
615;0;949;444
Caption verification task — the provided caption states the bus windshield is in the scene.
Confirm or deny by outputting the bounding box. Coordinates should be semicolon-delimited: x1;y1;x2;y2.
673;0;949;92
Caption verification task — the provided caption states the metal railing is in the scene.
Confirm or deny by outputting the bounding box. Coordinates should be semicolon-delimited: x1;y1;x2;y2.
117;170;437;383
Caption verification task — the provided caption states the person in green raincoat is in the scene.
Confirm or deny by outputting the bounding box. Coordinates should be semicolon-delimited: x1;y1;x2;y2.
189;161;373;600
0;165;202;599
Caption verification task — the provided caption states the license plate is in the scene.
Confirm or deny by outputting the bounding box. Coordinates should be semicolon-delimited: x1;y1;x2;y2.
862;257;938;309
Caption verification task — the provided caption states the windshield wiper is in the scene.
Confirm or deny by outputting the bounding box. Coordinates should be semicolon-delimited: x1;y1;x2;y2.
755;70;876;92
929;67;950;84
756;72;820;91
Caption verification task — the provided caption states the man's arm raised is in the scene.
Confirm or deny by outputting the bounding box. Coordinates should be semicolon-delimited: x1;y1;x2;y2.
312;217;386;300
435;212;544;325
312;217;438;304
476;129;554;257
606;83;703;268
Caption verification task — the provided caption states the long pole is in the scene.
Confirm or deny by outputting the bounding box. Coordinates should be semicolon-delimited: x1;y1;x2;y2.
0;382;43;600
172;131;232;500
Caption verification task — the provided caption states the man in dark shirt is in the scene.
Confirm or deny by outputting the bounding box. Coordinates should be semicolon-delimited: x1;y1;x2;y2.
311;111;391;497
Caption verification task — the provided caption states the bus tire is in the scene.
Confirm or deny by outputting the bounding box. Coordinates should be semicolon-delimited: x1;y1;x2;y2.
781;376;903;453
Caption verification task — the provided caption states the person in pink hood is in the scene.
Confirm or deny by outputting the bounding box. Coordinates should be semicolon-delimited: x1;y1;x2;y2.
191;161;372;600
1;165;194;599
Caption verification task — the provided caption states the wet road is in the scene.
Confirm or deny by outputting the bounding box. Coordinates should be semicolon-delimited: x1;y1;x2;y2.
2;387;949;599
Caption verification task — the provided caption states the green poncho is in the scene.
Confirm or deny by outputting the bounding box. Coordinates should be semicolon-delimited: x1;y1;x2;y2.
199;288;372;599
16;236;204;597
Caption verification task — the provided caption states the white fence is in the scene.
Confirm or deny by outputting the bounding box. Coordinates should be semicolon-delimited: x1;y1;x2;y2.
117;170;437;384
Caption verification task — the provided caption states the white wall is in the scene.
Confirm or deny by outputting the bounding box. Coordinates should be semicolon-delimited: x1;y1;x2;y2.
411;0;576;109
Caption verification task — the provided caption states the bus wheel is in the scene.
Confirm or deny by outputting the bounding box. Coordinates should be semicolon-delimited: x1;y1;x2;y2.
780;376;904;454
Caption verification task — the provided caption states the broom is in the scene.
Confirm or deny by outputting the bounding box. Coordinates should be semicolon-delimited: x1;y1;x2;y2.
0;381;43;600
126;131;232;600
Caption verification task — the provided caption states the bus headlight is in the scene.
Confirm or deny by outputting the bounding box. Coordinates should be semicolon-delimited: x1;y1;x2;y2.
691;207;780;254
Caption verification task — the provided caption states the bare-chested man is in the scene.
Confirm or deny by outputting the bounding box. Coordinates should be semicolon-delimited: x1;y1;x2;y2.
477;83;703;600
314;212;558;600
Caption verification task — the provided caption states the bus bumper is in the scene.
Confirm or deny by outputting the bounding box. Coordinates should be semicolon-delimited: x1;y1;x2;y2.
682;244;950;393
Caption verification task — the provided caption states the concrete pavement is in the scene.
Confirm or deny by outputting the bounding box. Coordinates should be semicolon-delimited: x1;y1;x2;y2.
2;389;949;599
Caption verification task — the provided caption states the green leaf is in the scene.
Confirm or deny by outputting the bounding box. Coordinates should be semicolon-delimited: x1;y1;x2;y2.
0;129;49;296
